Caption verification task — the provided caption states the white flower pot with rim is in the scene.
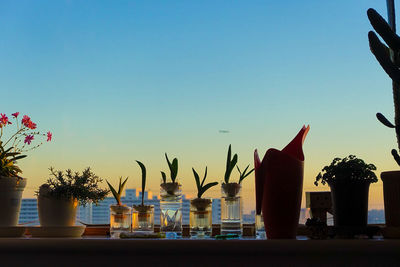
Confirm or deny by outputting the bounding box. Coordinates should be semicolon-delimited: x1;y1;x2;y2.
38;196;78;226
0;177;27;226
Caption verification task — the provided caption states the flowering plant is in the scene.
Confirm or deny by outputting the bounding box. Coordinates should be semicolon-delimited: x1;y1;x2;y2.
0;112;52;177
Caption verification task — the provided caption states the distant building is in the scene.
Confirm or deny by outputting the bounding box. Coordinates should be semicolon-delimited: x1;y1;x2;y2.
19;198;39;225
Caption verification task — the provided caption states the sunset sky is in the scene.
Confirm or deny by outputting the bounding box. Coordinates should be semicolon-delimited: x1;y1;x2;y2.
0;0;396;212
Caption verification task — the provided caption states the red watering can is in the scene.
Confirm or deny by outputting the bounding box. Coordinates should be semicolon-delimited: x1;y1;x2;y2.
254;125;310;239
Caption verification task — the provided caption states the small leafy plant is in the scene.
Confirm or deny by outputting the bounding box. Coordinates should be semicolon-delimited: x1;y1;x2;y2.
106;176;129;206
0;113;52;177
315;155;378;186
161;153;178;184
39;167;108;206
192;167;218;199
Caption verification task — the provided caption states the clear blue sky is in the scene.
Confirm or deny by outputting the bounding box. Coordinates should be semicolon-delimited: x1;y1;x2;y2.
0;0;395;211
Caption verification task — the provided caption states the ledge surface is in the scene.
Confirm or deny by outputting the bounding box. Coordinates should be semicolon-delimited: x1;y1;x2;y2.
0;238;399;266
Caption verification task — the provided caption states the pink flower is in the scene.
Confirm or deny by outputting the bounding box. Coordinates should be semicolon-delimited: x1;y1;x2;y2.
22;115;31;127
12;112;20;118
24;135;34;145
0;113;10;126
47;131;52;142
28;121;37;130
22;115;36;129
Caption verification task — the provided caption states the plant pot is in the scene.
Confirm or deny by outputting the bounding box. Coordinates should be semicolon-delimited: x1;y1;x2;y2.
110;204;132;238
381;171;400;227
329;181;370;227
38;196;78;226
0;177;27;226
221;183;242;235
160;182;182;238
132;205;154;232
190;198;212;238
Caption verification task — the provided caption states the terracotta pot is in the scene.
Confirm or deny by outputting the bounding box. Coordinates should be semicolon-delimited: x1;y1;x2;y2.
381;171;400;227
329;181;370;227
38;196;78;226
0;177;27;226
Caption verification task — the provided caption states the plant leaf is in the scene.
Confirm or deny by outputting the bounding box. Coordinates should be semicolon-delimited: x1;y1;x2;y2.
136;160;146;206
224;145;232;182
192;168;201;192
171;158;178;182
161;171;167;184
118;177;122;195
199;182;218;198
11;155;27;161
239;168;254;184
106;180;120;205
120;177;129;193
200;166;207;187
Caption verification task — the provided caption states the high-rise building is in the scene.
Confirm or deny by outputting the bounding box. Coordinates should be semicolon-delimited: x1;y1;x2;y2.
19;198;39;225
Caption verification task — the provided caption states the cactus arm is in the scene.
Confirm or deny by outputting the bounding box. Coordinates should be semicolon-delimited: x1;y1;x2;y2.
391;149;400;165
368;8;400;51
377;113;396;128
368;31;400;82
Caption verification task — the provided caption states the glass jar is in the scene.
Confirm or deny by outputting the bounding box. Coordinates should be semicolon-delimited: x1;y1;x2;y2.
190;198;212;238
255;213;266;239
160;181;182;238
110;204;132;238
221;182;242;236
132;205;154;232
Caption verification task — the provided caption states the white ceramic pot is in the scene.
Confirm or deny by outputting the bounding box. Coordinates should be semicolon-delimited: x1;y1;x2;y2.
0;177;27;226
38;196;78;226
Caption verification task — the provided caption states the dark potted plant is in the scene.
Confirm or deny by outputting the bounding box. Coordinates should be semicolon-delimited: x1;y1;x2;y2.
367;1;400;234
38;167;108;227
315;155;377;227
190;166;218;238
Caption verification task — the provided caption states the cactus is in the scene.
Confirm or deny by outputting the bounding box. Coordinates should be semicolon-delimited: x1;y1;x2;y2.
368;1;400;165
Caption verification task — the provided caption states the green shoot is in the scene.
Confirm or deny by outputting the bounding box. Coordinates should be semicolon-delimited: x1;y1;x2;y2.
106;177;128;205
237;165;254;184
193;167;218;198
162;153;178;183
136;160;146;206
224;145;238;184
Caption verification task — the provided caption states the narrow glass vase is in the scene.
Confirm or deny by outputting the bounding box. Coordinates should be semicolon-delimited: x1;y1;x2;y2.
132;205;154;232
221;183;242;236
109;204;132;238
160;182;182;239
190;198;212;238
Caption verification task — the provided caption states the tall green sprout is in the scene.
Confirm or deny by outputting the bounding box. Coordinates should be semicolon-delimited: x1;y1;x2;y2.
192;167;218;198
136;160;146;206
